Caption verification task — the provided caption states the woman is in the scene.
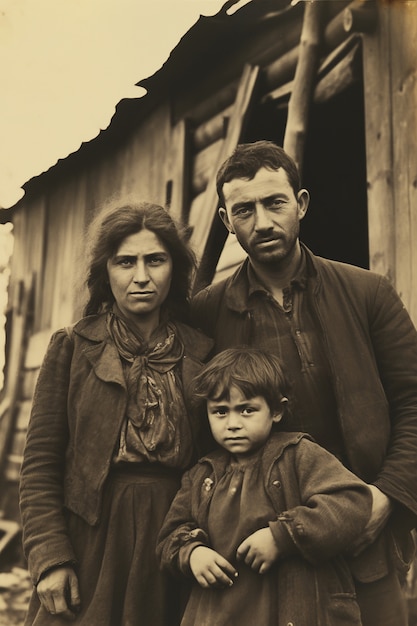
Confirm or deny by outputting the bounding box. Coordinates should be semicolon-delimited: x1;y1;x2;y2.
19;202;213;626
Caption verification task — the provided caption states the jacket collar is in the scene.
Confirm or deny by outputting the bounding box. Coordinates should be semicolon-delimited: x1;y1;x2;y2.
224;243;319;314
198;431;311;478
73;314;211;351
72;315;126;387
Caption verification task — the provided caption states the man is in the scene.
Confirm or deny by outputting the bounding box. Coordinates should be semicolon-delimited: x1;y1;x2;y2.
191;140;417;625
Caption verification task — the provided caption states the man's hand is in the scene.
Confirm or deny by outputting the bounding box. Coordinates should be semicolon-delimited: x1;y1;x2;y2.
36;565;80;620
351;484;393;556
236;528;279;574
189;546;238;588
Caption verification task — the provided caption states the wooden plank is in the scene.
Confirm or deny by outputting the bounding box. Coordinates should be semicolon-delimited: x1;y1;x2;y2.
193;105;233;152
362;5;395;283
191;139;223;196
0;277;33;474
314;39;362;103
191;64;260;264
173;8;304;125
389;1;417;325
263;35;362;105
177;80;239;130
284;0;326;176
167;118;191;223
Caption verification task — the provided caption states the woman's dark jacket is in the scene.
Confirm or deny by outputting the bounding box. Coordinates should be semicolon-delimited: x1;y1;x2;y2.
157;432;372;626
191;244;417;581
19;314;213;585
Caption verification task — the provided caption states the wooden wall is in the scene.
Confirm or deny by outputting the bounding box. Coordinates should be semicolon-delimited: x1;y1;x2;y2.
8;101;183;334
363;0;417;325
8;0;417;334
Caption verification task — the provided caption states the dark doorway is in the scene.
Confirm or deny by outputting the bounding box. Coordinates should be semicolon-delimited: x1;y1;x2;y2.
302;81;369;269
246;80;369;270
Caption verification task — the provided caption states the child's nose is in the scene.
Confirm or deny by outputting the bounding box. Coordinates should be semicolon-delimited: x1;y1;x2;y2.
226;413;242;430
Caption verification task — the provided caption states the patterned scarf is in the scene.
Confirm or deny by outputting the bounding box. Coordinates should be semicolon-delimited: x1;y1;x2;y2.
107;306;186;460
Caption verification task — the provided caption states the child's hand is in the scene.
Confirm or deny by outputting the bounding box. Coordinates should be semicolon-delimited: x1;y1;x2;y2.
236;528;279;574
189;546;238;589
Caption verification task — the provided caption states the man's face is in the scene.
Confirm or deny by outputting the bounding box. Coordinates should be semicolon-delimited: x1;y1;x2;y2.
219;167;309;266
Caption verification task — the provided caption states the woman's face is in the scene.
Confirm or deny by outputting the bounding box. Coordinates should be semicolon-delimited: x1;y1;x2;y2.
106;228;173;326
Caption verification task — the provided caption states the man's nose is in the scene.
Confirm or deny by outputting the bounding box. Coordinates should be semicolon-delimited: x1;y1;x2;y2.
254;205;273;232
133;261;149;284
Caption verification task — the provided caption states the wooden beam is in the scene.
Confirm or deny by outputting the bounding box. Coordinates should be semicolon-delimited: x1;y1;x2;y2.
343;1;377;35
362;6;396;284
191;139;223;196
315;38;362;103
262;34;362;105
192;105;233;152
191;64;259;287
389;1;417;324
0;277;34;474
167;118;191;223
284;0;326;177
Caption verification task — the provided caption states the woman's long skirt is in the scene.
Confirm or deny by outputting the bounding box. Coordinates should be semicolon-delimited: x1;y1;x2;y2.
25;465;182;626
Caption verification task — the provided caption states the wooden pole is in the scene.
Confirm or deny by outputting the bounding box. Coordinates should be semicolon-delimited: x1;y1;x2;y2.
283;0;325;178
190;64;259;262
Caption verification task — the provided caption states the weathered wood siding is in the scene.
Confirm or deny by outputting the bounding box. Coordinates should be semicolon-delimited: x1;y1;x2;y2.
9;102;181;333
363;1;417;324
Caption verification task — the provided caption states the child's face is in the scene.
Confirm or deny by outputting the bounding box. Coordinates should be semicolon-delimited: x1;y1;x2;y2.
206;385;283;461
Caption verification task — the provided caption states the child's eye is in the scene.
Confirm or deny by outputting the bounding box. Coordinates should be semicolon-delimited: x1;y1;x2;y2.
242;407;255;416
210;408;227;417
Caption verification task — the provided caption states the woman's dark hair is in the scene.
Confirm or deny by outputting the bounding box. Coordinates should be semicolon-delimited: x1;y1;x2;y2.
83;202;195;320
192;347;290;415
216;140;300;206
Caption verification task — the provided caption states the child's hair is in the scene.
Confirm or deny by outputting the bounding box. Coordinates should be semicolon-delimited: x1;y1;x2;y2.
192;347;290;414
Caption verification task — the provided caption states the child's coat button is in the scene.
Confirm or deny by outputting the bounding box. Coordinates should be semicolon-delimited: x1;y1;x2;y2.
272;480;281;487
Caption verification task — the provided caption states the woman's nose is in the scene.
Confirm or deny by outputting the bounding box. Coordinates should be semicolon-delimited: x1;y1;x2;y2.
133;261;149;284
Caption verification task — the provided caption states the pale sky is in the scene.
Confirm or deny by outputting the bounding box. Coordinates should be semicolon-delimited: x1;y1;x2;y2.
0;0;250;210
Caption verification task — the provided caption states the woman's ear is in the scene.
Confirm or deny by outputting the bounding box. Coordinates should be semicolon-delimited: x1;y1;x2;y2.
272;397;288;423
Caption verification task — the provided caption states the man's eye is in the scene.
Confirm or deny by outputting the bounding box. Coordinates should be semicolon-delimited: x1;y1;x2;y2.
266;199;284;210
234;206;252;217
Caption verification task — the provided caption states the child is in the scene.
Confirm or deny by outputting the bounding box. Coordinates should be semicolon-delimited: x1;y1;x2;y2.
157;348;372;626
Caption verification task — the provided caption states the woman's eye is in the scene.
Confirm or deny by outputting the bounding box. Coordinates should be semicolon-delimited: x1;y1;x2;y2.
148;256;166;265
117;257;134;266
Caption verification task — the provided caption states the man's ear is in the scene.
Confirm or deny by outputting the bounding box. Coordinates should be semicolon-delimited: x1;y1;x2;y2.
272;397;288;424
218;207;235;234
297;189;310;221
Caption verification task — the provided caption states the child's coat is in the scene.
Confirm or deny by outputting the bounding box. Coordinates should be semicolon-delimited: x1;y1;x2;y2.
157;432;373;626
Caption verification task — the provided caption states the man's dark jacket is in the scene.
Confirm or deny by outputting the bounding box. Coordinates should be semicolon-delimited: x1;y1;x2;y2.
191;244;417;581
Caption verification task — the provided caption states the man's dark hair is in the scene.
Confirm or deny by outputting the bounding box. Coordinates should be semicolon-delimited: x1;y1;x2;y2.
216;140;300;206
192;346;290;414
